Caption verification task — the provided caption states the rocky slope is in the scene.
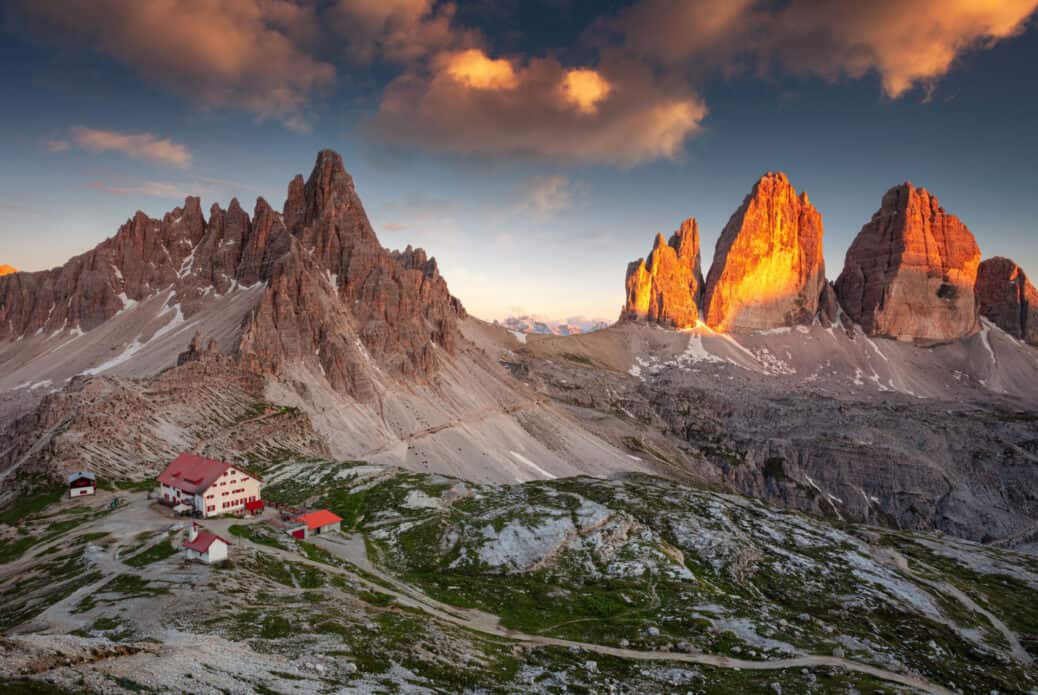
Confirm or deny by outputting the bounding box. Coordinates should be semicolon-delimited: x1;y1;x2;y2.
2;463;1035;693
500;317;1038;546
703;173;827;332
621;218;704;327
976;256;1038;346
835;183;981;343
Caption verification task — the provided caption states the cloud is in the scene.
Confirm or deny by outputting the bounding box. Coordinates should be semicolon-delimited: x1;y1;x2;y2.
71;127;192;168
327;0;467;65
599;0;1038;99
88;180;186;198
13;0;335;129
45;139;70;152
382;221;408;232
560;69;612;115
443;49;518;90
521;175;575;216
766;0;1038;98
372;50;707;165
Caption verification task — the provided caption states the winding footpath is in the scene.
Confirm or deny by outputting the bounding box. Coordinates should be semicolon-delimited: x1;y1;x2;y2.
236;532;957;695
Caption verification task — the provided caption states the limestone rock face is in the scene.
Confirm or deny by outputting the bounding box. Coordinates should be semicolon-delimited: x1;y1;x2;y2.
0;149;466;401
976;257;1038;346
835;183;981;342
234;150;466;399
0;265;15;276
621;218;703;328
703;173;826;332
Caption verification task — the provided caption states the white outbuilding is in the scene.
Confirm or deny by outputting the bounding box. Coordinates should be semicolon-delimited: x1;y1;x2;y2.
182;523;230;564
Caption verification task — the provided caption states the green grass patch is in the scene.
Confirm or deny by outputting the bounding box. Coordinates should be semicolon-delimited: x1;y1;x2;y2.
229;523;287;549
123;539;178;567
115;479;157;492
0;486;64;526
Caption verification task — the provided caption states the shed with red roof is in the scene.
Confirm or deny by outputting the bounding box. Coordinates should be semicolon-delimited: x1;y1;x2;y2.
157;453;262;518
288;510;343;539
182;522;230;564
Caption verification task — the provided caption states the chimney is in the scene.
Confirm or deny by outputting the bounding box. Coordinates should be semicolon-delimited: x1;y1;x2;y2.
189;522;198;542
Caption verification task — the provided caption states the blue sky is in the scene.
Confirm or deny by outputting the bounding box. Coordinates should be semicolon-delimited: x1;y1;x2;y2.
1;1;1036;322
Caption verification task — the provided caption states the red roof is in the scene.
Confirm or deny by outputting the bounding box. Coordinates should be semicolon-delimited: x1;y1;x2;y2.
157;453;235;494
294;509;343;530
182;530;230;553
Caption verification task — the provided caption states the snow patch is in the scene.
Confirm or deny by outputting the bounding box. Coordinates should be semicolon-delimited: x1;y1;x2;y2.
509;451;556;480
509;330;527;344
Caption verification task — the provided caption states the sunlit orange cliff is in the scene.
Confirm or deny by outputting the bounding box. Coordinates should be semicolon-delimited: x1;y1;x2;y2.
622;172;832;332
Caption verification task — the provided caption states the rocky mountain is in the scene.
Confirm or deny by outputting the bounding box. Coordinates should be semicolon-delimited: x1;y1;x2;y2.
703;173;827;332
0;150;651;494
621;218;704;327
977;256;1038;346
0;151;463;396
0;265;15;276
836;183;981;343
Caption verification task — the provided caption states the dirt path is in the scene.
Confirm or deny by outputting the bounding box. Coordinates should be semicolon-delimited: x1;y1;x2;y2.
236;533;956;695
872;545;1032;664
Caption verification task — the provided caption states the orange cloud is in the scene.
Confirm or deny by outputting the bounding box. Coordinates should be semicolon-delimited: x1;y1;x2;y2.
443;49;518;90
71;127;192;168
13;0;334;130
560;69;612;114
600;0;1038;98
769;0;1038;98
373;55;706;165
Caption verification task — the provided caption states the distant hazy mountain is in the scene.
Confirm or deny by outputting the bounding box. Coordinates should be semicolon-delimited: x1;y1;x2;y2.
497;315;610;336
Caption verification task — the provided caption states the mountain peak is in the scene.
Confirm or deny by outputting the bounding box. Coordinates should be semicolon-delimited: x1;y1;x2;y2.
976;256;1038;345
622;218;704;327
836;182;980;342
0;264;16;276
702;173;826;331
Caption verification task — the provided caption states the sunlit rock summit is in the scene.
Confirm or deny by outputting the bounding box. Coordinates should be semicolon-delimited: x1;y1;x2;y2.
835;183;981;342
621;218;703;327
702;172;826;332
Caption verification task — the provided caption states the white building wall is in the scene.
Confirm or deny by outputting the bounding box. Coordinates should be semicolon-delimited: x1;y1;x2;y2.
206;540;229;563
201;467;262;518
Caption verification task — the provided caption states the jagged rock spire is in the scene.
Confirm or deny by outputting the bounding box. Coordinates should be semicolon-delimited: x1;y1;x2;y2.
702;172;826;332
621;217;704;327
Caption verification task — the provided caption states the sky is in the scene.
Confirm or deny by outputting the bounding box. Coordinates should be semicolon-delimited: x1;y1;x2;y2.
1;1;1037;324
